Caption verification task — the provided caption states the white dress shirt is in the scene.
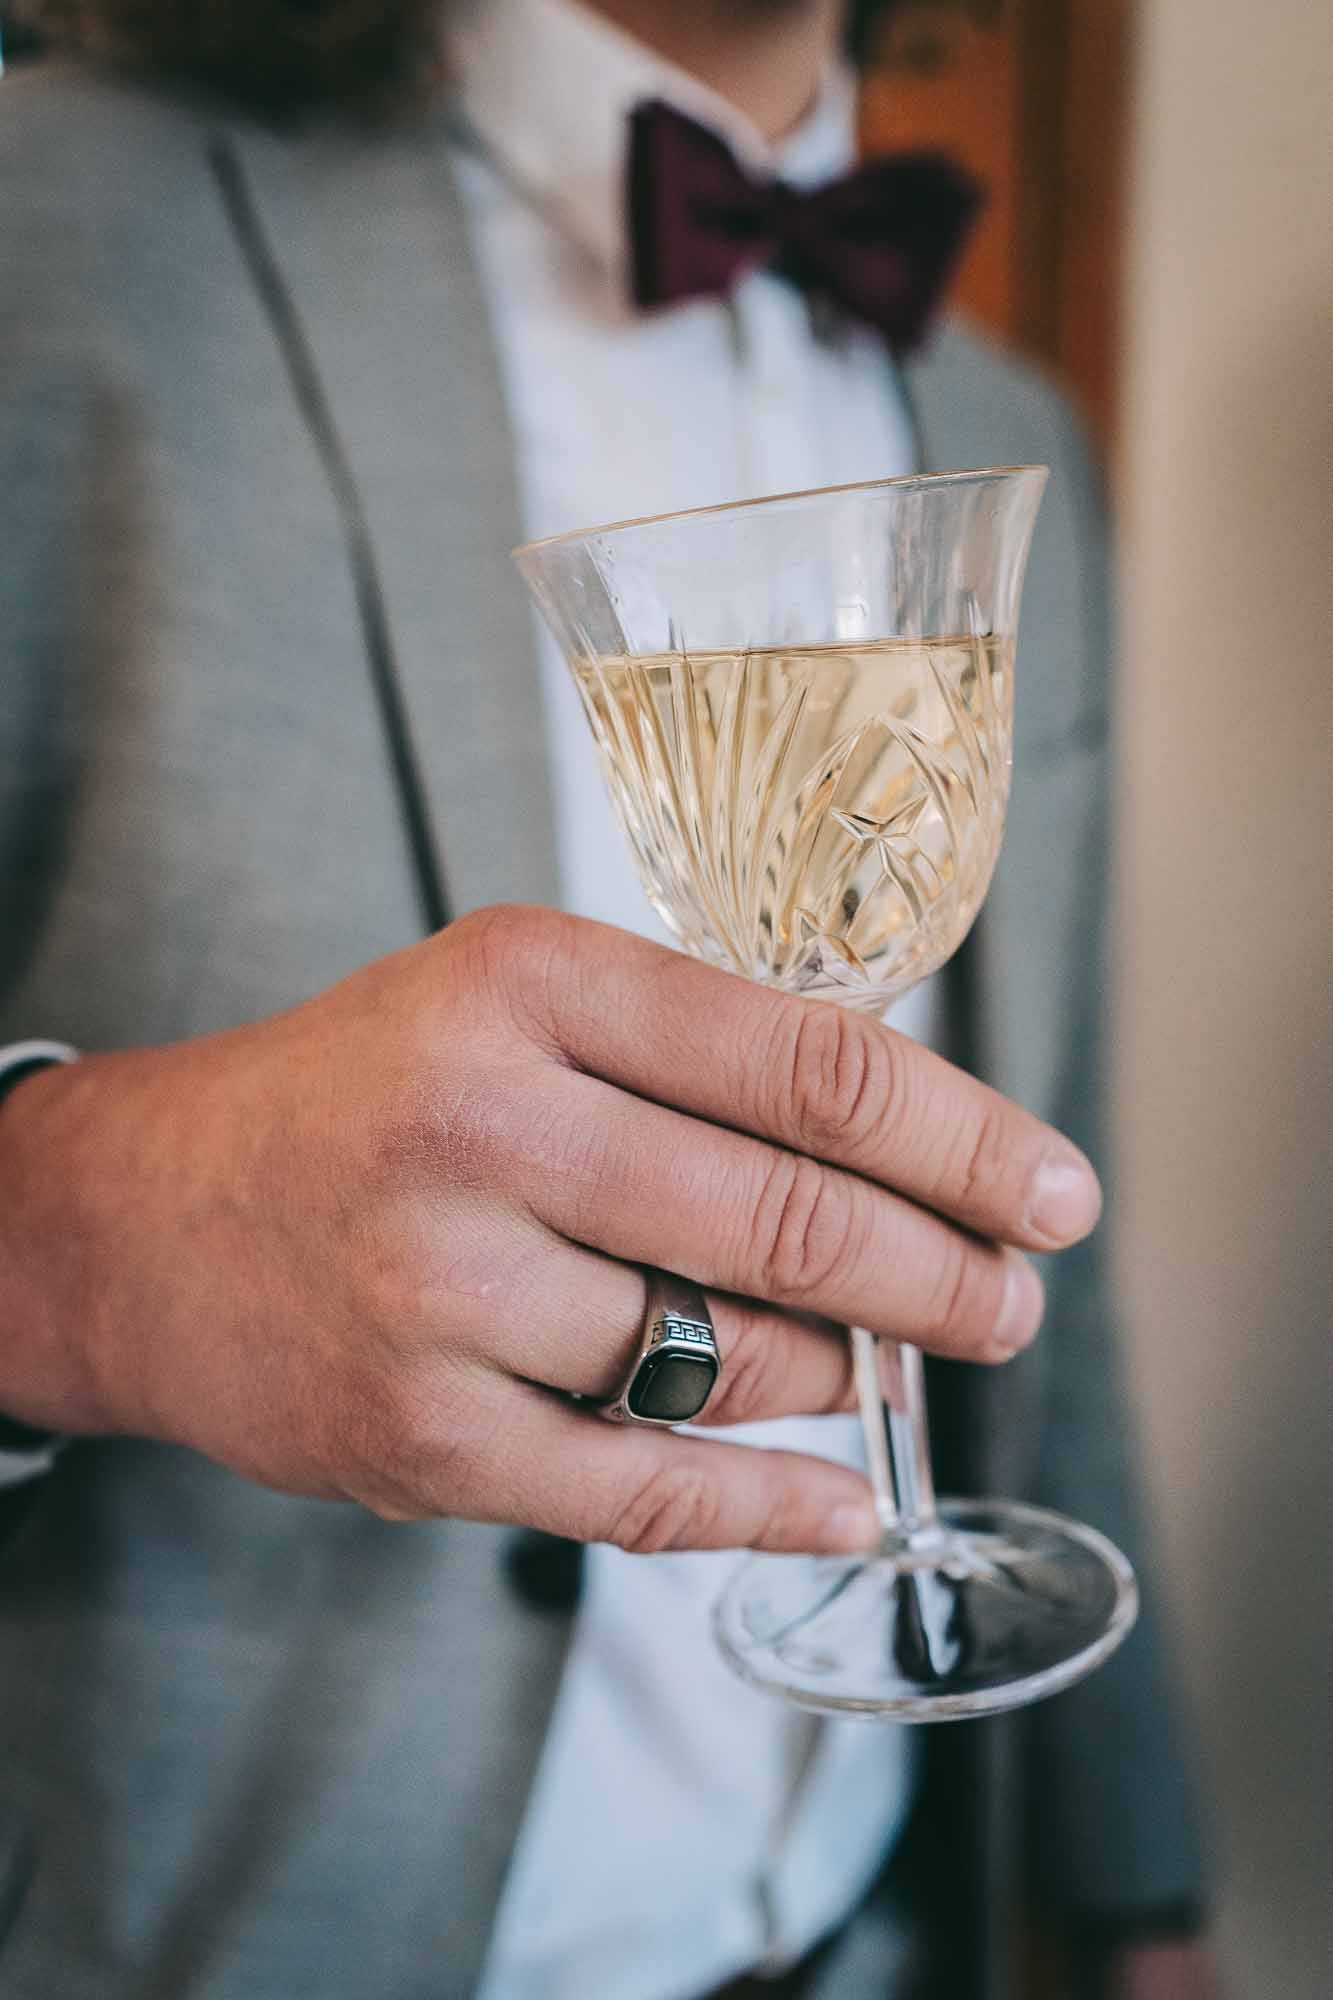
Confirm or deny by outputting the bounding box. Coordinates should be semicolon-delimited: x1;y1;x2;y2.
446;5;941;1997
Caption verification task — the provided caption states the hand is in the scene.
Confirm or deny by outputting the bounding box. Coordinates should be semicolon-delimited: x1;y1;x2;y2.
1102;1938;1225;2000
0;907;1100;1551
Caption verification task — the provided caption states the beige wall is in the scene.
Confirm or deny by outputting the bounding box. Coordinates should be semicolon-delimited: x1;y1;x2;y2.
1116;2;1333;1991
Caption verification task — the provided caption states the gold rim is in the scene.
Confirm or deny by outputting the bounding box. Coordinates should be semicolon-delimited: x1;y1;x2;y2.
512;464;1049;561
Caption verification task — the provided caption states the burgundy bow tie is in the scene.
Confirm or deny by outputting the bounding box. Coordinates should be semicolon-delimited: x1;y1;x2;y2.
628;99;982;354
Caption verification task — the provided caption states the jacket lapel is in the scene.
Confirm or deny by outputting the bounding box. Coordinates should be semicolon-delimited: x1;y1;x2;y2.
231;107;559;921
904;326;1101;1128
902;323;1109;1531
220;109;570;1996
904;327;1114;2000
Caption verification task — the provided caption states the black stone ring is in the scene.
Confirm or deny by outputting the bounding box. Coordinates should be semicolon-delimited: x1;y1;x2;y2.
598;1272;721;1427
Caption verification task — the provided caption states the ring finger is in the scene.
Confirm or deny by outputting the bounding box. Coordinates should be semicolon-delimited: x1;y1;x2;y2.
478;1222;856;1428
522;1067;1042;1363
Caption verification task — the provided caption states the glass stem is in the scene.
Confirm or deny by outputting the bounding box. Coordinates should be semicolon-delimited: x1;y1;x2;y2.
849;1329;939;1542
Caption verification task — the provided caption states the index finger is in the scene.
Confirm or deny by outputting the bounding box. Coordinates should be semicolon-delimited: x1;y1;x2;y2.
536;918;1101;1252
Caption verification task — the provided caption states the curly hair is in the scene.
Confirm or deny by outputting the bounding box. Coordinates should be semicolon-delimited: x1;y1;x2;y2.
6;1;445;115
8;2;921;117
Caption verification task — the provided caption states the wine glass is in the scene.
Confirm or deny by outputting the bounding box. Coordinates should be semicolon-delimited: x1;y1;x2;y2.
514;470;1137;1718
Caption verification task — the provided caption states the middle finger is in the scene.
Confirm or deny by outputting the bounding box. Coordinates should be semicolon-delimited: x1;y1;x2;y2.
525;1068;1045;1363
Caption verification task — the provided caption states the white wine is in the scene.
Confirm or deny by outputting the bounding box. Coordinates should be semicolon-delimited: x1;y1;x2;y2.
572;636;1012;1009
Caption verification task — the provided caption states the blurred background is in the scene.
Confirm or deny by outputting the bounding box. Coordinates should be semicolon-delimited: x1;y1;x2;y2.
3;1;1329;1991
867;4;1333;1993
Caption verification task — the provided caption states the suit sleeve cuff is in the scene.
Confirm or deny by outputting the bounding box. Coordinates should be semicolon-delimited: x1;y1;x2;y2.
0;1040;80;1100
0;1040;80;1477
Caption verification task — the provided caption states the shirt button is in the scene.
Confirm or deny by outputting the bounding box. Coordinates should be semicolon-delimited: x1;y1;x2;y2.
504;1529;584;1613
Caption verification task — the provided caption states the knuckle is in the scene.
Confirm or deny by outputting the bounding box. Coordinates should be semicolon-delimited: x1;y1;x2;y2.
607;1461;722;1554
452;902;534;971
951;1101;1015;1214
754;1153;857;1305
311;1363;411;1502
782;1006;903;1155
919;1238;999;1351
449;905;527;1010
325;1351;489;1513
698;1318;772;1427
321;1360;426;1481
750;1473;804;1552
435;1066;532;1184
355;1233;442;1358
376;1052;536;1203
455;903;579;1035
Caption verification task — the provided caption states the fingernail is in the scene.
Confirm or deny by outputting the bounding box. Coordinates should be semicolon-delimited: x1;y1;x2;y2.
1027;1149;1102;1244
823;1501;881;1552
992;1253;1044;1354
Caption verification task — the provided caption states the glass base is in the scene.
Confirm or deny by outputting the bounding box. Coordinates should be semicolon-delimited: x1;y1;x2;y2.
713;1498;1138;1720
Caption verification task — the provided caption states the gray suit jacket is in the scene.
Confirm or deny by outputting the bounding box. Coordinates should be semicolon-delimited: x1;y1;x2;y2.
0;61;1205;2000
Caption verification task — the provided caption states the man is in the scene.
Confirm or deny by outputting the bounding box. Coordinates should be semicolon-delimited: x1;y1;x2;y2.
0;1;1210;1994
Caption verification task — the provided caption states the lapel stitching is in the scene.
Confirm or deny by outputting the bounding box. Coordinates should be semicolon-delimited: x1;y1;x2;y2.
207;134;453;937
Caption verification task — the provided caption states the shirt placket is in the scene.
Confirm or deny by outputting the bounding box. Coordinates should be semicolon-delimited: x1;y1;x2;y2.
729;273;826;500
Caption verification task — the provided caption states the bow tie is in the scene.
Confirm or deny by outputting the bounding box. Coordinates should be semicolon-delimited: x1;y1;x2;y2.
628;99;981;354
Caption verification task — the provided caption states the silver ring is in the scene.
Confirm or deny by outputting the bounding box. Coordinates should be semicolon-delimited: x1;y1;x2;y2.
598;1272;721;1426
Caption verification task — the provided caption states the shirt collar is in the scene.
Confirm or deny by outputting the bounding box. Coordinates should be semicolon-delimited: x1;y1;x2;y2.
445;0;858;276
